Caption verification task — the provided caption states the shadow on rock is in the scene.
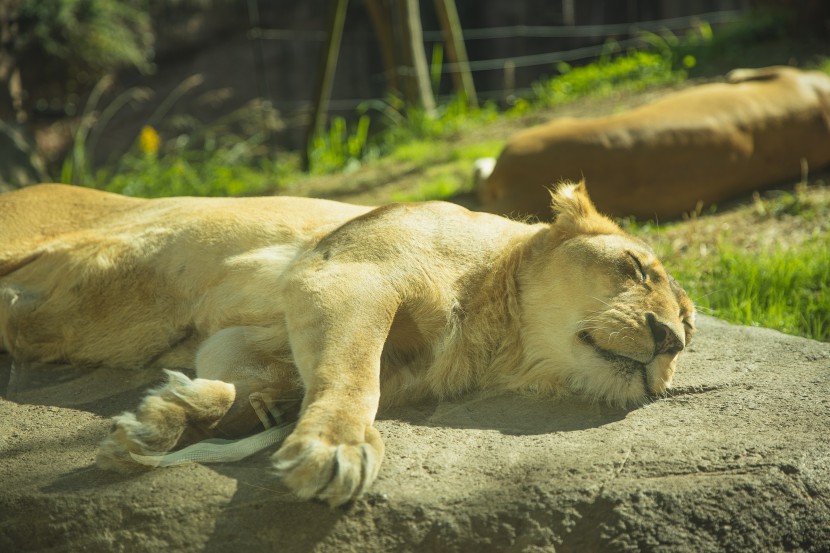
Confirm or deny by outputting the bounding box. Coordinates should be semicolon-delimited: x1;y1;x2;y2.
382;392;632;435
1;352;170;417
199;450;347;553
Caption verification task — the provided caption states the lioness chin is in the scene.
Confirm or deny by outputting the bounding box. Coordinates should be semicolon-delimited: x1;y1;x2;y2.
0;182;694;506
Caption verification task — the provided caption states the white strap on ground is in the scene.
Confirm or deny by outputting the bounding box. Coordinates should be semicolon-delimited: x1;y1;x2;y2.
129;422;295;467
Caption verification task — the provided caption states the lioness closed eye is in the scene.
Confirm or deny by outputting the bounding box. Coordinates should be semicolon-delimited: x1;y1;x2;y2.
0;181;694;506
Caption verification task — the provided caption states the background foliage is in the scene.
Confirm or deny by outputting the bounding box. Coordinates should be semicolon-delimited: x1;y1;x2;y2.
16;0;154;76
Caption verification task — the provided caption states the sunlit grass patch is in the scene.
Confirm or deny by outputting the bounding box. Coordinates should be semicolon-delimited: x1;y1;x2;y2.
392;174;461;203
654;234;830;342
388;140;452;165
529;50;686;109
450;140;504;162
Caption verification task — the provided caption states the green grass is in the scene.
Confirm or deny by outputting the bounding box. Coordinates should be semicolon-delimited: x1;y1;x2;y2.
652;234;830;342
391;175;461;203
627;184;830;343
669;9;789;77
388;140;453;165
389;140;504;202
75;9;799;197
528;50;686;109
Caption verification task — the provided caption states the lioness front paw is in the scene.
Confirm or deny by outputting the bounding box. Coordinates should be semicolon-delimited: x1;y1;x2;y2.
272;425;384;507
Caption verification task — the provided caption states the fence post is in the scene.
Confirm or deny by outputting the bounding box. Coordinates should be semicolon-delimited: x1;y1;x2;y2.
434;0;477;108
302;0;349;172
401;0;436;114
562;0;575;26
365;0;400;96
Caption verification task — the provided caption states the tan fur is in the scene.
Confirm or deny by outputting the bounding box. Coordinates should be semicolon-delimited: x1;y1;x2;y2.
479;66;830;219
0;182;694;506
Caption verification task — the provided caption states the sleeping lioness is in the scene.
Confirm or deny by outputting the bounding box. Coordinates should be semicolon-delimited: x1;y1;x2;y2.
0;182;695;506
478;66;830;219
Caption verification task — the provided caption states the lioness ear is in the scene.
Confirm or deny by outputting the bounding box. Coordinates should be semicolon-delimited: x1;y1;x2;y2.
549;180;621;236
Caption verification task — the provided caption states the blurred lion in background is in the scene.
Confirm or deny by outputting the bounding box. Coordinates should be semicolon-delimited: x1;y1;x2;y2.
477;66;830;219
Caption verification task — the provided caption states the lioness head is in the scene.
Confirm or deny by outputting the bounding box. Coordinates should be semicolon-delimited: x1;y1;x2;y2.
518;182;696;406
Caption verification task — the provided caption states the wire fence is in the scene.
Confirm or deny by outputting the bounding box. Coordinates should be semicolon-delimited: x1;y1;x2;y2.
421;9;742;40
252;9;742;43
247;8;744;116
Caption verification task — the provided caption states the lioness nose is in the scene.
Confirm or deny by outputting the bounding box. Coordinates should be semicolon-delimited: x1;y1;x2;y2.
647;313;684;355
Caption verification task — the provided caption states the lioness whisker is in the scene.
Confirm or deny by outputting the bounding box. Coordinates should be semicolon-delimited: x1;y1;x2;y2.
589;296;615;308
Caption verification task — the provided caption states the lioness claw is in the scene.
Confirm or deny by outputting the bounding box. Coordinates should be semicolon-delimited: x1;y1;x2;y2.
273;434;382;507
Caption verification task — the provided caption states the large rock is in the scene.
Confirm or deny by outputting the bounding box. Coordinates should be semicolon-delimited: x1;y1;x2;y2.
1;315;828;552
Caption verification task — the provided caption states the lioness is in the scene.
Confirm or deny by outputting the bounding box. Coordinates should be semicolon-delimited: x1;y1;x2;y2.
0;183;694;506
478;66;830;219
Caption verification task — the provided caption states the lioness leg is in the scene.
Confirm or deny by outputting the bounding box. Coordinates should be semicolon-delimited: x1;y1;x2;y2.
272;268;393;507
98;325;300;472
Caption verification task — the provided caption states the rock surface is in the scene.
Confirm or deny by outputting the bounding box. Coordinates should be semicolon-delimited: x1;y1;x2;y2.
1;315;829;552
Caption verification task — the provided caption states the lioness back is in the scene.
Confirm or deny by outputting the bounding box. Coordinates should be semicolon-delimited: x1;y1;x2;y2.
0;184;371;261
0;184;373;363
1;185;140;274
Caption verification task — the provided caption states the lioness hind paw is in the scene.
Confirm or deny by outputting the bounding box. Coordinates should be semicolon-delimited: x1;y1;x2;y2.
272;428;384;507
97;394;188;473
96;413;160;473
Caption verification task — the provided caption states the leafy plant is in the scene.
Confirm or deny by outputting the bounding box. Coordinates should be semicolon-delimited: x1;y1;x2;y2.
308;115;372;174
668;10;790;75
16;0;154;75
97;147;293;197
376;93;500;145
